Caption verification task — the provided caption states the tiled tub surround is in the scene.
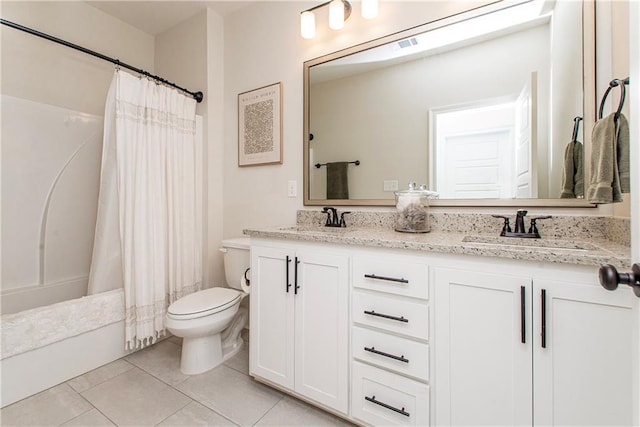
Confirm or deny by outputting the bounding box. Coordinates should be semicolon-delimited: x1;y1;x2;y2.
243;211;631;269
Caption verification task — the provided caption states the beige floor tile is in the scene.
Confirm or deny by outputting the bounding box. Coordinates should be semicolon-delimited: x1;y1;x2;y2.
0;383;93;426
176;365;283;426
125;339;189;386
60;408;115;426
67;359;135;393
223;342;249;375
167;335;182;346
255;396;353;426
157;401;238;426
81;366;191;426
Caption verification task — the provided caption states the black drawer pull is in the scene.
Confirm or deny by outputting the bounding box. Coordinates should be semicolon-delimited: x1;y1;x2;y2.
365;395;410;417
285;256;292;293
364;310;408;323
294;257;300;295
520;286;526;344
364;273;408;284
541;288;547;348
364;346;409;363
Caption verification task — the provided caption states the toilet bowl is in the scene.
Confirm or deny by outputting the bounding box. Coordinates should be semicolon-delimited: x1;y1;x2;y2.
165;237;250;375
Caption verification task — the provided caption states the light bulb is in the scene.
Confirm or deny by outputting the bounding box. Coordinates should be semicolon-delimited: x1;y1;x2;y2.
329;0;345;30
361;0;378;19
300;11;316;39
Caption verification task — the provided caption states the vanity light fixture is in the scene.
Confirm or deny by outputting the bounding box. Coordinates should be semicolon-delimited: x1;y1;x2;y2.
300;0;377;39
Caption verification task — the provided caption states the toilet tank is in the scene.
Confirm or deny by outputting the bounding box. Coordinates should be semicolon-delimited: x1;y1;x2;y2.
220;237;250;290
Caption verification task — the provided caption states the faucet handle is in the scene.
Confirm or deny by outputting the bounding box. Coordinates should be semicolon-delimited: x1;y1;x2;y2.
492;215;512;236
528;215;552;237
339;212;351;228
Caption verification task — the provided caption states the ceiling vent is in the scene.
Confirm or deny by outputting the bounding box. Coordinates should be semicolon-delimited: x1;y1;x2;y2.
397;37;418;49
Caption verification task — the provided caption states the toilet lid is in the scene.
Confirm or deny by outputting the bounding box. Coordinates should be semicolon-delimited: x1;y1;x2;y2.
167;287;242;319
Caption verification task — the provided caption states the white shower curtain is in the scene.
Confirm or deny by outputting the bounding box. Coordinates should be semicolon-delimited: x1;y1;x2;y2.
88;70;202;349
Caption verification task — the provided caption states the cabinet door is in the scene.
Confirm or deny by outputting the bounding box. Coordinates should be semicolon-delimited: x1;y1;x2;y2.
533;280;636;426
250;245;294;390
434;268;532;426
294;249;349;414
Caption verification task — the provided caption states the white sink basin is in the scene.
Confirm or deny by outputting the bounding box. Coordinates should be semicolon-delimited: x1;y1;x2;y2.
462;235;598;251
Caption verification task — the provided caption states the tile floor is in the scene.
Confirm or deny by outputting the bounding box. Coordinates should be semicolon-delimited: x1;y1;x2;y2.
1;333;354;426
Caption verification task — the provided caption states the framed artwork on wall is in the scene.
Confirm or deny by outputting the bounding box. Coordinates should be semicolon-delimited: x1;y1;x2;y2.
238;82;283;166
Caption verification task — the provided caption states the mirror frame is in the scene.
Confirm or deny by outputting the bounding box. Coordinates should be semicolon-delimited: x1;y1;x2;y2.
303;0;596;207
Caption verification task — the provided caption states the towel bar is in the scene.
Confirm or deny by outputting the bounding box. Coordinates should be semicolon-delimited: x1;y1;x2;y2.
315;160;360;168
598;77;630;120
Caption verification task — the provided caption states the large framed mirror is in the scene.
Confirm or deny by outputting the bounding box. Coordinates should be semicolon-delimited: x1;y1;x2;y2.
303;0;596;207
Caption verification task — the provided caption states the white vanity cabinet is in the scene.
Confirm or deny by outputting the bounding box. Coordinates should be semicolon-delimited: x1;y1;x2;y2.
248;235;637;427
350;252;431;426
433;267;533;426
532;279;636;426
249;241;349;414
434;263;637;426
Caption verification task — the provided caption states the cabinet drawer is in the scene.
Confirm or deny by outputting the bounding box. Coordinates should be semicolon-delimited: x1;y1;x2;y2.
353;326;429;381
352;361;429;426
352;255;428;300
353;290;429;341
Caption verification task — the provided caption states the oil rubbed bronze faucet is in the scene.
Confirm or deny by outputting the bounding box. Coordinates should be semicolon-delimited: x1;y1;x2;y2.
322;207;350;227
492;210;552;238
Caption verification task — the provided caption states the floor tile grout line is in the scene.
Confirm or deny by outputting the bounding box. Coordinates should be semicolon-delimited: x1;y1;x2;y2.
251;394;286;426
122;340;256;425
62;387;118;427
72;365;148;427
67;358;136;395
151;397;192;427
6;337;254;427
124;356;242;426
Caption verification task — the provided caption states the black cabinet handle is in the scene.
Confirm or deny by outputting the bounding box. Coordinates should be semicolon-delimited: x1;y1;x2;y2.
365;395;410;417
285;256;291;293
364;346;409;363
364;273;408;284
294;257;300;294
520;286;526;344
541;289;547;348
364;310;409;323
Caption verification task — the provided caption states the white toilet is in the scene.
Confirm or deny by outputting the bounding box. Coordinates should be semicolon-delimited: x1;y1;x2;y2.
165;237;250;375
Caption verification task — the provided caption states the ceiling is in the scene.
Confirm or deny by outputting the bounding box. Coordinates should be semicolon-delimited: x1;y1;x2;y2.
87;1;255;36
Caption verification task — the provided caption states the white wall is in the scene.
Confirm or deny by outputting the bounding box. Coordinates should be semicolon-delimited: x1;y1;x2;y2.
0;1;155;115
223;1;506;236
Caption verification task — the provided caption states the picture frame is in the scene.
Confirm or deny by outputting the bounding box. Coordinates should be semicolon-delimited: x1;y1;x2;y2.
238;82;283;166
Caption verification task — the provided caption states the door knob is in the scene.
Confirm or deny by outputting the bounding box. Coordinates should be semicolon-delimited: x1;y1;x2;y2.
598;264;640;297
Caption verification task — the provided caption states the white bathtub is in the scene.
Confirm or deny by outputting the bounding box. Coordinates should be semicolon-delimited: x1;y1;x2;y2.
0;289;129;407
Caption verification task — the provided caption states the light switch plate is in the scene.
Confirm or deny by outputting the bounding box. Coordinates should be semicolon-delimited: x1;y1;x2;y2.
287;180;297;197
383;180;399;192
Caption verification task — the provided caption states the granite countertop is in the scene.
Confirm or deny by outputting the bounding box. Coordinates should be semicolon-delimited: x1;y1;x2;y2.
243;225;631;269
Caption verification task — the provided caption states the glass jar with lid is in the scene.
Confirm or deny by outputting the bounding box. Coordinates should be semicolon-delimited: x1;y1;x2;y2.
394;183;438;233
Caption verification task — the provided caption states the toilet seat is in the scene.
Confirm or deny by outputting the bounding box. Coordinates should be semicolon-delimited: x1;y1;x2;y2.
167;288;242;320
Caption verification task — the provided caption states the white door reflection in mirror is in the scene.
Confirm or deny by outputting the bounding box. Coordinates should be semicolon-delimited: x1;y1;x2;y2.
431;74;537;200
515;72;538;198
432;101;514;199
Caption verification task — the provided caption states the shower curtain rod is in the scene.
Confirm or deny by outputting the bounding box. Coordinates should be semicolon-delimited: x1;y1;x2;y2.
1;18;204;103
